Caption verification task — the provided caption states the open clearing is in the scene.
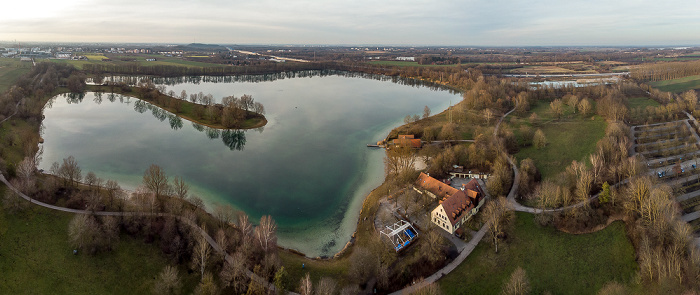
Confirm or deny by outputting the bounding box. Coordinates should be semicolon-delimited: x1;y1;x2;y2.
439;212;637;295
628;96;661;109
513;101;606;179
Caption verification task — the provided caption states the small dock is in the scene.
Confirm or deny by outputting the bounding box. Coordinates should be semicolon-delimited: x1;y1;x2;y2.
367;139;387;148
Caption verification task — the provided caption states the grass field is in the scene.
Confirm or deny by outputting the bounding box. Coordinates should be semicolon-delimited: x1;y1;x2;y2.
516;116;605;179
0;58;31;93
513;101;607;179
649;75;700;92
439;212;637;295
279;251;351;291
0;188;198;294
368;60;462;67
628;96;661;109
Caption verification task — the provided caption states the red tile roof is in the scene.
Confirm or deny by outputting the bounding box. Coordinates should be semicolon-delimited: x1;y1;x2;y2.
441;178;484;226
393;138;422;148
416;172;458;199
398;134;415;139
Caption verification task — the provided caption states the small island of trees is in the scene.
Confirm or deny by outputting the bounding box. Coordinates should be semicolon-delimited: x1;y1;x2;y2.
90;78;267;130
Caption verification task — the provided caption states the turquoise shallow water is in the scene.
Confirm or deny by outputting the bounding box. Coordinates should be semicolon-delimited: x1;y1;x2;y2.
39;73;458;256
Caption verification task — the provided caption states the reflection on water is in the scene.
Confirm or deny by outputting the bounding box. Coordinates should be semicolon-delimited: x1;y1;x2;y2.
104;70;460;99
41;74;458;257
53;92;247;151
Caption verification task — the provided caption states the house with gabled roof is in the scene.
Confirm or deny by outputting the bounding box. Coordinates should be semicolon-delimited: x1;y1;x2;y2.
393;134;422;149
414;172;458;200
428;177;486;234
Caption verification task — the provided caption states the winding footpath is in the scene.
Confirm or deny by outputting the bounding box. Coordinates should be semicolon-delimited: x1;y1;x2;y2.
0;173;280;294
391;107;519;294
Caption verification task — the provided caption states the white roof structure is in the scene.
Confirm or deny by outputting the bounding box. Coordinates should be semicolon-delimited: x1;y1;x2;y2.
380;220;418;252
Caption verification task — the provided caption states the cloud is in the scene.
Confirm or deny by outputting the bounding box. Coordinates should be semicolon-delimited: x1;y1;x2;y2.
1;0;699;45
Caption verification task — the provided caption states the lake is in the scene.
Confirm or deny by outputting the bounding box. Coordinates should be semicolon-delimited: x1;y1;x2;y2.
39;72;460;257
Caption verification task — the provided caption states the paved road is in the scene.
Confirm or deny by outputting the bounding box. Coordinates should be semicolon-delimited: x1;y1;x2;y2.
682;211;700;222
0;173;282;294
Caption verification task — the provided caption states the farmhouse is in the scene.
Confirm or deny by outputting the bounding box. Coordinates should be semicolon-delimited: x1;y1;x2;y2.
430;178;485;234
392;134;422;149
415;172;486;234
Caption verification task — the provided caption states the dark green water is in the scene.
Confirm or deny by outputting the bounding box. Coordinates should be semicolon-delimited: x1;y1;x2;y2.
40;73;458;256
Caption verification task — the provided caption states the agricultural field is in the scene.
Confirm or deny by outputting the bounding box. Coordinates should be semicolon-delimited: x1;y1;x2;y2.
649;74;700;92
46;53;227;70
0;58;32;93
439;212;637;295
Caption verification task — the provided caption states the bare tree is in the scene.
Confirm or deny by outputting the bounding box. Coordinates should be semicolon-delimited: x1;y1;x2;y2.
348;247;377;284
213;204;236;229
253;101;265;115
153;265;181;295
299;273;313;295
578;98;592;116
193;272;218;295
143;164;169;198
502;267;531;295
68;214;100;253
180;90;187;100
105;180;121;209
59;155;82;187
215;228;227;258
85;171;98;190
423;105;431;119
220;251;249;294
190;195;205;211
533;129;546;149
192;225;211;279
550;99;564;119
420;225;447;263
483;197;513;252
172;176;189;200
315;277;336;295
255;215;277;253
238;213;254;258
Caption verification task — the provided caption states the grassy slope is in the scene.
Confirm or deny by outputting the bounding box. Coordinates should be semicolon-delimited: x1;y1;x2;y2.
514;101;607;179
649;75;700;93
439;212;637;295
0;191;198;294
279;251;351;290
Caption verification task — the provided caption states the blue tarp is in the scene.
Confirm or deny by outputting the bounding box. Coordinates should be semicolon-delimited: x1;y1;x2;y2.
405;229;415;239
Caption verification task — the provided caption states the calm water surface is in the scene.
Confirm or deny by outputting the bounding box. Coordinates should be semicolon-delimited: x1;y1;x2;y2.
40;74;459;256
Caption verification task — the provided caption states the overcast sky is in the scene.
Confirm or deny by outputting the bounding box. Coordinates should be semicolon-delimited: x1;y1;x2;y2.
1;0;699;46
